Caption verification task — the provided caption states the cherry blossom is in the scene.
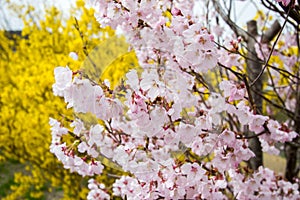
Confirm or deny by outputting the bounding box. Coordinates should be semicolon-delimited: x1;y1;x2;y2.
219;80;245;102
52;66;73;97
49;0;300;199
276;0;292;6
87;179;110;200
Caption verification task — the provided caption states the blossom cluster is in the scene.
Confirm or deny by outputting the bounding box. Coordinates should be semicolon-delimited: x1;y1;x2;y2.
51;66;298;199
89;0;218;74
50;0;299;199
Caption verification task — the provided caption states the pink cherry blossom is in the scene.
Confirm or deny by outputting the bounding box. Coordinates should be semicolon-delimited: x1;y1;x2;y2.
219;80;245;102
77;141;88;153
70;119;85;136
181;162;206;185
87;179;110;200
49;0;300;199
276;0;291;6
125;70;139;91
249;114;269;134
88;124;104;146
52;66;72;96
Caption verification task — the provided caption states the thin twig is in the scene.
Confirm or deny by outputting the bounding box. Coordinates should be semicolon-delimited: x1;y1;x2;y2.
250;6;291;87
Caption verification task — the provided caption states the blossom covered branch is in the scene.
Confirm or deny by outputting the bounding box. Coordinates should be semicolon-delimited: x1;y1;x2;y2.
50;0;299;199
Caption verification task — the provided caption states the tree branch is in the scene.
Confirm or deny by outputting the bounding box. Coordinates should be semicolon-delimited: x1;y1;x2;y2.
211;0;248;39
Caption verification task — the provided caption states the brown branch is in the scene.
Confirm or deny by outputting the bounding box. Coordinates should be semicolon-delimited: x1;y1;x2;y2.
261;20;282;43
278;0;300;24
236;130;268;139
265;67;286;108
250;8;290;87
261;0;298;28
211;0;248;39
252;88;295;118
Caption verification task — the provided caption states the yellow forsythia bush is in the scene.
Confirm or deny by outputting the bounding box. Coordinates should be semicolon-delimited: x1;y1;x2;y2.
0;1;137;199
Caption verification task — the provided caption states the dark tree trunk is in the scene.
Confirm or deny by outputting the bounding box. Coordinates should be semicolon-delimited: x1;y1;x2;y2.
284;90;300;182
245;20;263;170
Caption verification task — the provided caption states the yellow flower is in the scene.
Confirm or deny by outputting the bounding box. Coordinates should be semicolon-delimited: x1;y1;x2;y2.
0;1;131;199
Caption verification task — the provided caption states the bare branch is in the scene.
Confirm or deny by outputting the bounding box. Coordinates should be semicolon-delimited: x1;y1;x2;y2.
250;8;290;87
261;20;281;43
211;0;248;39
261;0;298;28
